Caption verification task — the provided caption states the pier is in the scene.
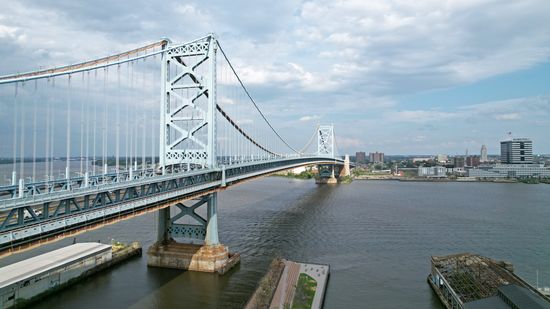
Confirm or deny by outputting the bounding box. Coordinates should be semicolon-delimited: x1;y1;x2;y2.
246;259;329;309
0;242;141;308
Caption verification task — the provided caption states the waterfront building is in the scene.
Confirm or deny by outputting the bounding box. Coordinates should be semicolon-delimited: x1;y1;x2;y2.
418;166;447;177
369;152;384;163
355;151;366;164
467;164;550;178
0;243;112;308
480;145;488;162
500;138;533;164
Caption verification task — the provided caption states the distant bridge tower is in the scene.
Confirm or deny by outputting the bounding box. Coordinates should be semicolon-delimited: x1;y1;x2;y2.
340;154;350;177
317;124;334;158
159;34;218;173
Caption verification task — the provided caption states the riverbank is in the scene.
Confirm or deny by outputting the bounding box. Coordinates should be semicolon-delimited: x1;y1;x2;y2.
353;175;548;184
244;258;285;308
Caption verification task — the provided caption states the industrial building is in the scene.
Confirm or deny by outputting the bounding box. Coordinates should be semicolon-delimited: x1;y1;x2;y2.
0;243;112;308
468;164;550;178
418;166;447;177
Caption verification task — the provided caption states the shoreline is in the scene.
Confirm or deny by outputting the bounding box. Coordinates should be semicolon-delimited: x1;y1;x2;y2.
354;176;524;184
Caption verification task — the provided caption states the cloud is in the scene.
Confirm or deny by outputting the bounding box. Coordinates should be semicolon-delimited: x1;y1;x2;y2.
494;113;521;121
299;115;320;122
387;110;456;123
335;136;363;149
1;0;550;156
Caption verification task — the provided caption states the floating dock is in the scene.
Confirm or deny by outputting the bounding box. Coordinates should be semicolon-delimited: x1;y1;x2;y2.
246;258;329;309
428;253;550;309
0;242;141;308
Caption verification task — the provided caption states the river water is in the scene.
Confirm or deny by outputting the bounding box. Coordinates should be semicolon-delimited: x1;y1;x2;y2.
1;178;549;308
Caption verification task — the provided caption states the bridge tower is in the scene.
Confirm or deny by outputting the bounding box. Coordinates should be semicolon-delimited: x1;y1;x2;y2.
316;125;338;184
149;34;238;274
317;124;334;158
159;34;218;172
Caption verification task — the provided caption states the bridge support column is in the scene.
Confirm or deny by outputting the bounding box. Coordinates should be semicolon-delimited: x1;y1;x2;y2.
147;192;240;274
315;164;338;184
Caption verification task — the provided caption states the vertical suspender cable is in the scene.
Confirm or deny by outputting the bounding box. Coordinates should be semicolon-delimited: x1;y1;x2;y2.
45;80;50;180
93;71;97;175
85;72;90;174
19;82;25;182
50;78;55;178
66;75;71;179
12;82;18;184
32;80;37;181
116;64;120;174
102;68;108;174
80;74;85;175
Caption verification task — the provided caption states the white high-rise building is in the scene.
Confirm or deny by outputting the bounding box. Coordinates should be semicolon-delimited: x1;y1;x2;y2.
480;145;488;162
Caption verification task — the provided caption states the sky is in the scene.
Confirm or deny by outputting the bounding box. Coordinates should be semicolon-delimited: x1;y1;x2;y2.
0;0;549;155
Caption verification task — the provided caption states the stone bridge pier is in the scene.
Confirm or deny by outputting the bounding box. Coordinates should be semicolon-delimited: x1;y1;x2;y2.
147;192;240;274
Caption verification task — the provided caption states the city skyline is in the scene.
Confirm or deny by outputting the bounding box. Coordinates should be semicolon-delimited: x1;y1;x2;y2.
1;0;549;155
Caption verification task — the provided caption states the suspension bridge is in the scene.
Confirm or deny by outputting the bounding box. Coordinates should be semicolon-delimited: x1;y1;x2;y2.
0;34;349;272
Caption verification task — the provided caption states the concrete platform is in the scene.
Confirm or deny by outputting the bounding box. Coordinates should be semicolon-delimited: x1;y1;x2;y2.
147;240;240;274
315;176;338;184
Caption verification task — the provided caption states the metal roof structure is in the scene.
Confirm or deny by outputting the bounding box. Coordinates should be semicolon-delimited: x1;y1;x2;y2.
0;243;111;289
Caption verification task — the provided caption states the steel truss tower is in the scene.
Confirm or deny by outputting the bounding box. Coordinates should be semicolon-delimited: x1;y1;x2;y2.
159;34;217;173
317;124;334;158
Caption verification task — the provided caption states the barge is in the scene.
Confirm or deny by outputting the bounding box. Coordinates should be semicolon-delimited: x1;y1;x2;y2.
428;253;550;309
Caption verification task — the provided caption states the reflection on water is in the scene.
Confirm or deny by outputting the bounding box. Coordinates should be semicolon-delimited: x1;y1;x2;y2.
1;178;549;308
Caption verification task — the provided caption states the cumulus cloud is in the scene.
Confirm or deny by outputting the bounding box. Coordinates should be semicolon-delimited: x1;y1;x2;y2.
1;1;549;154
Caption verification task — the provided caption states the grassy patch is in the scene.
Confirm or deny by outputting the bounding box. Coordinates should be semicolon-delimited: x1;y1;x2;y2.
292;273;317;309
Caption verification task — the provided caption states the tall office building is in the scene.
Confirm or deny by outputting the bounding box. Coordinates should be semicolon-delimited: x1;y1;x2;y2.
500;138;533;164
356;152;366;164
369;152;384;163
480;145;488;162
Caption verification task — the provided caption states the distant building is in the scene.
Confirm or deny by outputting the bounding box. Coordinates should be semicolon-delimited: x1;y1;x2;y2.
412;157;432;163
468;164;550;178
466;156;480;167
369;152;384;163
437;154;448;163
355;151;366;164
501;138;533;164
454;157;465;168
418;166;447;177
480;145;488;162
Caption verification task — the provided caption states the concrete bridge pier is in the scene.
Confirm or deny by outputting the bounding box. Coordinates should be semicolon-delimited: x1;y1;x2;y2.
147;192;240;274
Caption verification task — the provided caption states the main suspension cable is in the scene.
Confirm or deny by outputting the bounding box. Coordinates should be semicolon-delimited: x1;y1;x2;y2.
216;42;300;155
